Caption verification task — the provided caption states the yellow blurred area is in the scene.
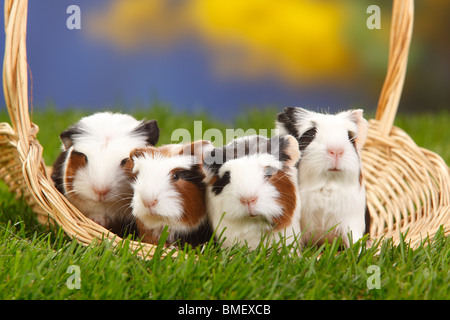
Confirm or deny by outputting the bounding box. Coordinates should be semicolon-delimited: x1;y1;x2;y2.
189;0;353;82
87;0;360;83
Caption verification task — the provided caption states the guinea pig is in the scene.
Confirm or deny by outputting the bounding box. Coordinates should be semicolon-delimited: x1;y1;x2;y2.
51;111;160;235
203;135;302;250
276;107;370;248
124;140;214;247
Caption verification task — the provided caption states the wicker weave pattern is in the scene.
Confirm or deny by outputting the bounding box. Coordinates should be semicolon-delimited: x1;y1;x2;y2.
1;0;449;256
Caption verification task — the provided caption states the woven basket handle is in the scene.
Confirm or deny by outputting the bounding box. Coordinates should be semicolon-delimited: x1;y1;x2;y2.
3;0;32;151
375;0;414;136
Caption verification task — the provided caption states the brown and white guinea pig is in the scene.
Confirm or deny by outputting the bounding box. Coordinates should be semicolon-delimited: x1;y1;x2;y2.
123;140;214;247
51;112;159;234
203;135;302;250
276;107;370;248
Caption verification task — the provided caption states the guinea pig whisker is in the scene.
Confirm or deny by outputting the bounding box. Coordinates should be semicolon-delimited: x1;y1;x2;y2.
275;194;297;204
60;180;74;187
108;196;134;211
269;173;289;184
62;188;77;197
106;201;133;220
111;204;133;218
108;193;133;202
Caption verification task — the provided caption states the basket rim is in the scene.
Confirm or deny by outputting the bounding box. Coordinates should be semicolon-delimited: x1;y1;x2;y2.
1;0;449;256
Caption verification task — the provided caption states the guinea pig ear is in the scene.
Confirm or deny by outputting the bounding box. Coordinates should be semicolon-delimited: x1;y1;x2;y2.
180;140;213;166
279;135;301;167
277;107;296;122
276;107;313;139
60;126;81;150
135;120;160;146
349;109;369;148
276;107;299;138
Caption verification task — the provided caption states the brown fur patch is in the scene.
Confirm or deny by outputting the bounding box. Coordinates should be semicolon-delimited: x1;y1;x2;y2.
122;156;136;179
131;145;208;239
64;151;87;193
130;145;174;160
125;146;178;177
179;140;206;156
179;140;211;166
130;147;150;160
170;167;207;227
269;169;297;231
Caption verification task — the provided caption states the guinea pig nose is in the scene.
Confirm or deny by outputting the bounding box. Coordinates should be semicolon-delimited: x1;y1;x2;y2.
93;187;110;197
327;147;344;158
240;196;258;206
143;198;158;208
93;187;110;202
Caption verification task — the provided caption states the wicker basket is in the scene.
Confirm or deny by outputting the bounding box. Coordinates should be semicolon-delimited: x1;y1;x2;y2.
1;0;448;258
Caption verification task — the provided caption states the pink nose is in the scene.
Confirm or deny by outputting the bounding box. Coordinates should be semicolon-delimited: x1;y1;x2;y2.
327;147;344;158
93;187;110;200
240;196;258;206
143;198;158;208
328;147;345;170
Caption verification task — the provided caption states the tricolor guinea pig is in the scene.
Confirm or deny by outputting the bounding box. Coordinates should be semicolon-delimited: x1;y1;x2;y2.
203;135;302;250
51;112;159;234
276;107;370;247
124;140;214;247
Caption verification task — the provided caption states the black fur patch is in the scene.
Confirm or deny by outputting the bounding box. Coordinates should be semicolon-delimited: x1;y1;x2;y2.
277;107;317;153
60;125;83;150
277;107;300;140
212;171;231;195
274;135;293;163
172;218;214;248
51;150;68;194
173;164;206;190
298;127;317;152
133;120;159;146
204;135;294;195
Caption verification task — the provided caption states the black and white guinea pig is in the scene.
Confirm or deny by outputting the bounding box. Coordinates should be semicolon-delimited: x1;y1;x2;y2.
203;135;302;250
51;112;159;234
124;140;214;247
276;107;370;247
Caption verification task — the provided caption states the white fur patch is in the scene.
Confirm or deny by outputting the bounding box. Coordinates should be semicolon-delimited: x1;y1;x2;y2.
207;153;301;249
277;108;367;246
62;112;153;224
131;153;194;233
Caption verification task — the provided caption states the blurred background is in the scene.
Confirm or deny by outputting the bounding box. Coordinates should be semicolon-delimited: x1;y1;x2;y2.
1;0;449;120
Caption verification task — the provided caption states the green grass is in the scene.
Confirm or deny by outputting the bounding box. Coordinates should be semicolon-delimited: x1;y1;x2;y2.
0;106;449;300
393;110;450;164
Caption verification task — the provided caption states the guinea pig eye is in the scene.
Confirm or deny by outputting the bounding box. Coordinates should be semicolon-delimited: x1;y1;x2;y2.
264;166;278;178
348;130;356;141
172;173;180;181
